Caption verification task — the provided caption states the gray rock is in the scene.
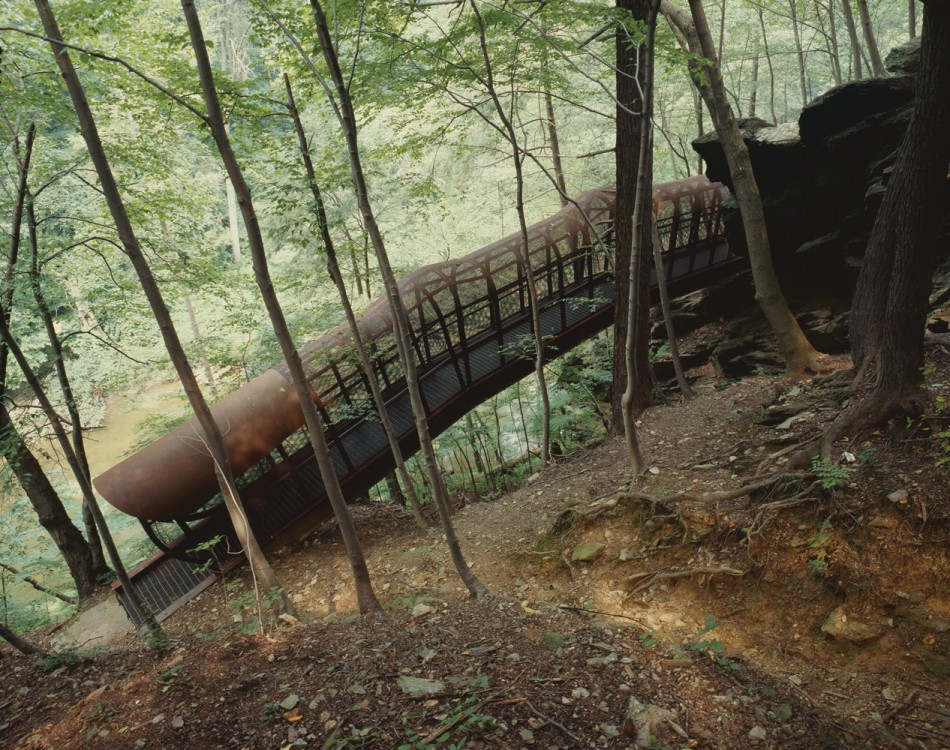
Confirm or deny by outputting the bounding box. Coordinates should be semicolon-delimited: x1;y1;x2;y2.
774;703;793;722
279;694;300;711
396;676;445;697
571;542;605;562
821;605;884;643
748;725;767;741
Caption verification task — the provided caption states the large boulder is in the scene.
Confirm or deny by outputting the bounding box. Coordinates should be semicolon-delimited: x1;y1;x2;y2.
691;40;949;295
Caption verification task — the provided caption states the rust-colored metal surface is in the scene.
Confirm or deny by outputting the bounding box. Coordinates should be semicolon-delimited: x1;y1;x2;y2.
93;176;729;527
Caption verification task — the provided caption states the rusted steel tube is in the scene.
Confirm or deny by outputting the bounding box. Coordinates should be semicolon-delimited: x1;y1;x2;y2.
94;177;724;523
93;369;304;521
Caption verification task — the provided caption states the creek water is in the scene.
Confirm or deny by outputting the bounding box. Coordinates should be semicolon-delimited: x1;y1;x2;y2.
0;380;189;630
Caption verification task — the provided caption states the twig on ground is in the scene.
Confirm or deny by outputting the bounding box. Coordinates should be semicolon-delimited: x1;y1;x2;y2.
557;604;649;628
626;565;746;594
524;699;582;743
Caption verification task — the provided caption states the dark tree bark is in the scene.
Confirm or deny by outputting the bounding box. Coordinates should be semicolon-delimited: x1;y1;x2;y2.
611;0;654;436
789;0;809;106
823;0;950;452
543;89;569;208
180;0;376;616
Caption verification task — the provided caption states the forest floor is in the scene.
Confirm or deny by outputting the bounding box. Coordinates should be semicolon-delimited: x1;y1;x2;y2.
2;336;949;750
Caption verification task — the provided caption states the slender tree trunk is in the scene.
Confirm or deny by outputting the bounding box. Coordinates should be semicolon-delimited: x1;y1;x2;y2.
756;7;778;122
470;0;552;465
543;88;568;207
308;0;485;599
26;201;109;579
2;123;97;602
612;0;654;436
0;621;45;656
652;220;694;398
182;0;378;615
283;73;425;529
818;0;844;86
855;0;884;76
748;52;759;117
840;0;865;79
789;0;809;107
908;0;916;39
34;0;274;634
664;0;826;374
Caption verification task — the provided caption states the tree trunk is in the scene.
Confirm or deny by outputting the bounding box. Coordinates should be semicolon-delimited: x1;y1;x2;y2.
181;0;378;616
308;0;485;599
840;0;865;79
818;0;844;86
283;72;426;529
0;404;97;601
909;0;916;39
0;621;45;656
855;0;884;76
621;0;661;476
26;198;110;579
664;0;826;375
543;88;568;208
652;220;694;399
789;0;809;107
34;0;276;638
469;0;553;465
611;0;654;436
824;1;950;452
756;7;778;122
2;122;98;602
748;52;759;117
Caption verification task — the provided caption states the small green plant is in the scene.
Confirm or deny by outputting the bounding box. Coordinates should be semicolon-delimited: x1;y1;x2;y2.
811;456;852;490
806;520;834;577
40;647;89;673
188;534;225;576
157;662;185;693
397;695;494;750
937;430;950;468
688;615;740;671
639;627;659;649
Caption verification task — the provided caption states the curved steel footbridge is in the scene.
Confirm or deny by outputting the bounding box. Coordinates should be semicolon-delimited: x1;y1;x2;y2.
93;175;742;623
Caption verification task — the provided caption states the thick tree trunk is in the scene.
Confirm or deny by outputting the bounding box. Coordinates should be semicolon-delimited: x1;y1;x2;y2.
855;0;884;76
824;1;950;453
621;0;661;476
612;0;654;436
840;0;865;79
309;0;485;599
283;73;426;529
0;404;96;601
665;0;826;375
182;0;376;616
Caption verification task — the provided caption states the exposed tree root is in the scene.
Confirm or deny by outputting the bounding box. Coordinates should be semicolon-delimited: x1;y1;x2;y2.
574;472;806;519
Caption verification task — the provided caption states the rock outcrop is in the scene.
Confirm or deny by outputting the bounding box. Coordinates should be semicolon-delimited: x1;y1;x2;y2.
692;42;949;295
